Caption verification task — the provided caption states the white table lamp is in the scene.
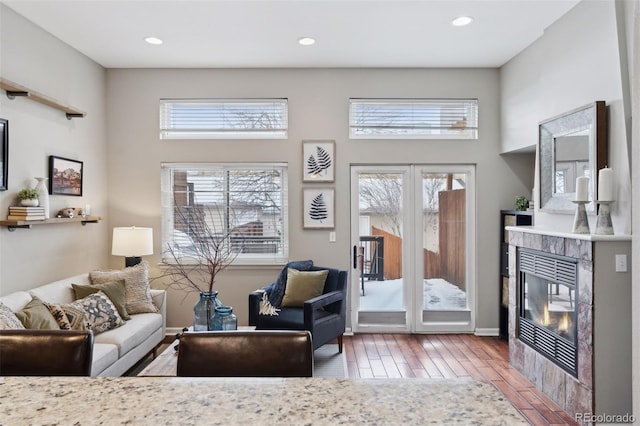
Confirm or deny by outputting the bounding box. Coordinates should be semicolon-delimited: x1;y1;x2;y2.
112;226;153;267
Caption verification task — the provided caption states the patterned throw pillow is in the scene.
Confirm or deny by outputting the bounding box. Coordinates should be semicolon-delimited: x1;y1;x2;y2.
71;291;125;333
89;261;157;315
46;303;89;331
73;279;130;320
0;301;25;330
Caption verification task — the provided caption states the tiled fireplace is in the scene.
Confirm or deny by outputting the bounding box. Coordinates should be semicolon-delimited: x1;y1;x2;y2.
506;227;631;423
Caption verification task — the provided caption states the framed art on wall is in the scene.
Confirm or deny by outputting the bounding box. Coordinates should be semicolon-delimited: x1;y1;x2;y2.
0;118;7;191
302;140;334;182
49;155;83;196
303;188;334;229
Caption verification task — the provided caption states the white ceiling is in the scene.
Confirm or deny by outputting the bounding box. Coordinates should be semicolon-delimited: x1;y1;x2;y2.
3;0;580;69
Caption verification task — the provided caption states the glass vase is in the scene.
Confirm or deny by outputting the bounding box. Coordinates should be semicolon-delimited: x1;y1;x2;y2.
212;306;237;331
193;291;222;331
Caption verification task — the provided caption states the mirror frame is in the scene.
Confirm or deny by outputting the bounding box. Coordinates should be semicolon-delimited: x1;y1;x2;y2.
538;101;607;213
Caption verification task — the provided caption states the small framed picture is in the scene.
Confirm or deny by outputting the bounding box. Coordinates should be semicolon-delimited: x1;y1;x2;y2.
49;155;83;196
302;140;335;182
303;188;334;229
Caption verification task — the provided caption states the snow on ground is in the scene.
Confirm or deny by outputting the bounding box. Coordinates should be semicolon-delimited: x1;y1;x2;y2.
358;277;467;311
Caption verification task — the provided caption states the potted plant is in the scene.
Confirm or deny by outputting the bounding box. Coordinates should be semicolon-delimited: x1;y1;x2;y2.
514;195;529;211
17;188;40;207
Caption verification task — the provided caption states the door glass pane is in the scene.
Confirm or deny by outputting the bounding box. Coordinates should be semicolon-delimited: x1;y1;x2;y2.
357;173;403;313
422;173;467;311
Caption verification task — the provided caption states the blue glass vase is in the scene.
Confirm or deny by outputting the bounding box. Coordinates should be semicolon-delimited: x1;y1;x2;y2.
212;306;237;331
193;291;223;331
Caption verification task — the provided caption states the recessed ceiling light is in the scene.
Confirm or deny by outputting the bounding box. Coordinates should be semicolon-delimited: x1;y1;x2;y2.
451;16;473;27
144;36;163;45
298;37;316;46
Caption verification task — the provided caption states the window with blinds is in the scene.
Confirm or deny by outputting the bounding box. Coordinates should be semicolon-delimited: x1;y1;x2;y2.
349;98;478;139
160;99;288;139
161;163;288;265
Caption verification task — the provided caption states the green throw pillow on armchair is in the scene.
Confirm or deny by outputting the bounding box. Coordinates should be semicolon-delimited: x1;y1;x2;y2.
281;268;328;307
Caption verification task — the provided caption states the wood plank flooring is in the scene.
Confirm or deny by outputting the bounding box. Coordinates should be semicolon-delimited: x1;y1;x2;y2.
343;334;579;426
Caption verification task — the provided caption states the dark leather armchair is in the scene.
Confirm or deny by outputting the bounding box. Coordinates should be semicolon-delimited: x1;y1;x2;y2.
177;330;313;377
249;265;348;353
0;330;94;376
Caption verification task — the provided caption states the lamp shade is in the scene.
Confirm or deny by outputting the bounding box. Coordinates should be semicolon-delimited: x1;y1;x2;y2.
112;227;153;257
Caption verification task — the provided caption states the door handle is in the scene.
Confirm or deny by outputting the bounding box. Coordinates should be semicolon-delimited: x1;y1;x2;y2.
353;245;358;269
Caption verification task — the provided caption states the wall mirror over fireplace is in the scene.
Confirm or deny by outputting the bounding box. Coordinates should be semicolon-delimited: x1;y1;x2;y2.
538;101;607;214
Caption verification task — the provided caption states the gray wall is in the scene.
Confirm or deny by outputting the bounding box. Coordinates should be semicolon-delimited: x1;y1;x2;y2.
106;67;529;330
0;5;109;293
501;0;632;235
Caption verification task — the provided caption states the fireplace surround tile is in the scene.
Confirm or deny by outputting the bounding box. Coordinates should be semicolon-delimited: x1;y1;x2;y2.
542;360;567;410
578;261;593;305
566;376;593;419
542;235;564;255
523;232;542;251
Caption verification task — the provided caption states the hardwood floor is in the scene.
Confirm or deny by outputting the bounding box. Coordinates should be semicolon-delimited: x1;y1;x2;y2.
343;334;579;426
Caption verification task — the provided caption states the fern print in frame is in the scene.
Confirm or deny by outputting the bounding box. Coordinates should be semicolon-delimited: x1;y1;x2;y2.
303;188;335;229
302;140;335;182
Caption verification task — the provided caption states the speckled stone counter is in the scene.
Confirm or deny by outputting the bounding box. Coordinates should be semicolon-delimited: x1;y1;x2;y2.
0;377;527;425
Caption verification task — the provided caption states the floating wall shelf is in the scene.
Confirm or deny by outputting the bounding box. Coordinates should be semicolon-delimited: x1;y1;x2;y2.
0;77;86;120
0;216;102;231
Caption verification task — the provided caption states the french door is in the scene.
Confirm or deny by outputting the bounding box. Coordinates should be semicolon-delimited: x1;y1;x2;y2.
350;165;476;333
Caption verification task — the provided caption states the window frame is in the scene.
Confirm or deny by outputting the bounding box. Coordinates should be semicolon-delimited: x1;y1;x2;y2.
159;98;288;140
349;98;478;140
161;162;289;266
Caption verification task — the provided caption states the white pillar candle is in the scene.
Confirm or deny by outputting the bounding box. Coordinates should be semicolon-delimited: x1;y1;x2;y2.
575;176;589;201
598;167;614;201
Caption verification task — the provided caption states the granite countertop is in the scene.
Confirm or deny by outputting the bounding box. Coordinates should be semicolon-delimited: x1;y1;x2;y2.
0;376;527;425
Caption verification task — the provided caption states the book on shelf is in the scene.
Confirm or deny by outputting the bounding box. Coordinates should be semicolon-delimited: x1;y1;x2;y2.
6;215;46;221
9;206;45;212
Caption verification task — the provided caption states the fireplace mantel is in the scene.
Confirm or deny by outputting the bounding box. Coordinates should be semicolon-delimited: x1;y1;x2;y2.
506;226;632;422
505;225;631;242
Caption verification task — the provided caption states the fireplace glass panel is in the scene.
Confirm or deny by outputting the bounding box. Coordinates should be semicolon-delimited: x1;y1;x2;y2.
521;273;576;343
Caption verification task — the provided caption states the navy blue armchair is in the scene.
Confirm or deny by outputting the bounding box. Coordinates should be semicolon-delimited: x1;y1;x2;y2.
249;265;348;353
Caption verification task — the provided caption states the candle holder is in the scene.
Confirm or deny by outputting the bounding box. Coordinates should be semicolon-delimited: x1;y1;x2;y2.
595;200;614;235
571;201;591;234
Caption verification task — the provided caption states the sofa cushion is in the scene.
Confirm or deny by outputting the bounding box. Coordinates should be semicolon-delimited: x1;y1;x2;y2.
94;312;162;357
90;262;157;315
281;268;328;307
73;280;130;320
0;301;25;330
29;274;90;305
15;297;59;329
91;343;119;376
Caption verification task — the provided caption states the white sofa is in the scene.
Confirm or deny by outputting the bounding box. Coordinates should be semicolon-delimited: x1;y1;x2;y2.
0;273;166;377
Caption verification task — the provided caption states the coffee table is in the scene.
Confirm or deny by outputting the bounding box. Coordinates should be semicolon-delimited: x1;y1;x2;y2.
138;326;255;376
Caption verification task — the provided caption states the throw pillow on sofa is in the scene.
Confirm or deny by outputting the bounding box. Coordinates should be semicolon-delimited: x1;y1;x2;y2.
15;297;60;330
0;301;25;330
89;261;157;314
48;291;125;334
46;302;89;331
73;279;130;320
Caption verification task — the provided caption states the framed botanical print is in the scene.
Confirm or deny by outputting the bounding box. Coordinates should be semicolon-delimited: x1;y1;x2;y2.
49;155;83;196
303;188;334;229
302;140;335;182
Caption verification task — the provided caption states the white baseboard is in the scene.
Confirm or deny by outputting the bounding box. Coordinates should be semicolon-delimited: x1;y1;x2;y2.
474;328;500;336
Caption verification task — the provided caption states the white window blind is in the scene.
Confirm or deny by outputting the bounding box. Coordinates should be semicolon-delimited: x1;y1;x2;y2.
349;98;478;139
161;163;288;265
160;99;288;139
